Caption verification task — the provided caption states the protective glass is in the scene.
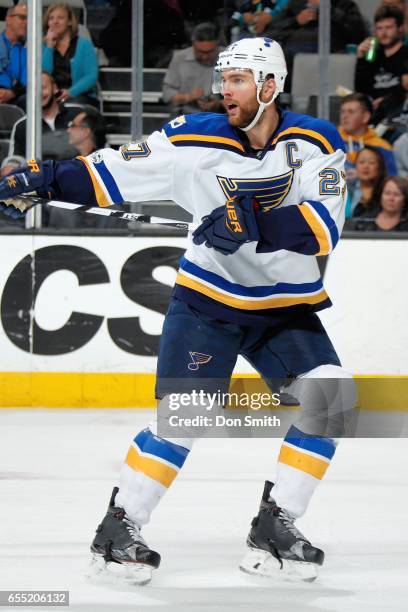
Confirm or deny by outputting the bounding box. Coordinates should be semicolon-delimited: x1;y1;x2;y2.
212;68;254;95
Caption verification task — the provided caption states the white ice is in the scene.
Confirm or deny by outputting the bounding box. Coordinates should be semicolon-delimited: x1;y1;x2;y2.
0;409;407;612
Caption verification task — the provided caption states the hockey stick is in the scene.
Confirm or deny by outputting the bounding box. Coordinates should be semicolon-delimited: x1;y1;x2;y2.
4;194;191;230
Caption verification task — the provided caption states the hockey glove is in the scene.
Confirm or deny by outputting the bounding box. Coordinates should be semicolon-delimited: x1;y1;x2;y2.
192;195;260;255
0;159;55;219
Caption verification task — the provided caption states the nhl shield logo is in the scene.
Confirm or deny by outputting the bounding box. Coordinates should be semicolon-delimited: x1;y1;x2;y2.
188;352;213;371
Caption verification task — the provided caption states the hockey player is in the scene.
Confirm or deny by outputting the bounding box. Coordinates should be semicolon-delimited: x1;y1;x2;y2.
0;38;354;584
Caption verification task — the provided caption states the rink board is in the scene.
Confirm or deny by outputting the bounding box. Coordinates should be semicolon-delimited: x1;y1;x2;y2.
0;234;407;408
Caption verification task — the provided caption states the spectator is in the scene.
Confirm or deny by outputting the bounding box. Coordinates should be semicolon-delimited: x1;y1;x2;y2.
0;154;25;177
67;107;107;156
0;2;27;104
230;1;289;41
162;22;224;115
265;0;367;89
394;130;408;175
355;176;408;231
42;3;98;106
11;72;79;159
48;108;109;229
378;0;408;39
373;58;408;143
355;6;408;109
346;146;387;218
338;93;397;179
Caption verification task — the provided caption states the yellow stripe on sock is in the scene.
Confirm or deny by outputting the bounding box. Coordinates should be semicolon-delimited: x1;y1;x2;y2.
278;444;330;480
125;445;178;487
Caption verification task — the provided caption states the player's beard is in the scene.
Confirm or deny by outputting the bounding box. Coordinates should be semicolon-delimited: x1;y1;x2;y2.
226;98;260;129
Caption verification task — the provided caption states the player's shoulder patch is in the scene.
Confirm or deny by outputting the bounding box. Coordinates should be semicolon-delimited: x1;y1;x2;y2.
162;112;245;155
273;110;345;155
120;140;151;161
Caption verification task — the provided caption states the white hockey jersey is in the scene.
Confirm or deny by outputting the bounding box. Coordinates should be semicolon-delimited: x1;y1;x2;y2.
77;110;347;326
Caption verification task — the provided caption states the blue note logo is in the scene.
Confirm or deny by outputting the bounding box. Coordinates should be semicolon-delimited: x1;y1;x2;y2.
188;352;213;371
217;171;294;213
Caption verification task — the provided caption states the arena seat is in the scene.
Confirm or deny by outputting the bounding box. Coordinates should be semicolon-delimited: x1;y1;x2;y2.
0;104;25;139
291;53;356;114
99;68;167;108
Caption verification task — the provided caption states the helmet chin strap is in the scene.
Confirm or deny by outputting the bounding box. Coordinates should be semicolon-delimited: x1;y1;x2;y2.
239;87;278;133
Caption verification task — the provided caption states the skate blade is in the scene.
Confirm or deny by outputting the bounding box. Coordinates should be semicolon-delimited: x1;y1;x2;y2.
239;548;319;583
85;553;153;587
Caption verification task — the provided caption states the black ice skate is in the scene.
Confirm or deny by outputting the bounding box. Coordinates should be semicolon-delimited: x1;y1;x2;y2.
87;487;161;586
239;481;324;582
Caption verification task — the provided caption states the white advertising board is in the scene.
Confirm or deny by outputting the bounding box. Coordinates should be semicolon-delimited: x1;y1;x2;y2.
0;234;406;375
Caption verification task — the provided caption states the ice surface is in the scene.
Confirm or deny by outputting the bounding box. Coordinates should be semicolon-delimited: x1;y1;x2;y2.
0;409;407;612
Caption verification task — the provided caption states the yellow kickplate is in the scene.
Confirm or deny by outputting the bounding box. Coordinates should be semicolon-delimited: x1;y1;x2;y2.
0;373;406;410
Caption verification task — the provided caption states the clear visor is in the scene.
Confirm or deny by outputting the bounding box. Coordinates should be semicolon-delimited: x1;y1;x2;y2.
212;68;254;95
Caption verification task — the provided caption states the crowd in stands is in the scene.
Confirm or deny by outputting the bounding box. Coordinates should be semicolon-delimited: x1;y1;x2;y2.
0;0;407;232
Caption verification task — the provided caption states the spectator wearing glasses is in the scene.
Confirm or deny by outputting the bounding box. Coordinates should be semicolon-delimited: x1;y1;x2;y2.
48;107;108;228
42;3;99;107
162;22;224;115
0;2;27;104
11;72;79;159
67;107;107;157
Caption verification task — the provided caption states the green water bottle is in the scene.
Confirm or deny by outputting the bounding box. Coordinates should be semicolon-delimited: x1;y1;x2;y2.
365;37;378;62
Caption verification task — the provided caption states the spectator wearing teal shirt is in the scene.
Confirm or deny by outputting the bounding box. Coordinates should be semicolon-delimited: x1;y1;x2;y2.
42;3;98;107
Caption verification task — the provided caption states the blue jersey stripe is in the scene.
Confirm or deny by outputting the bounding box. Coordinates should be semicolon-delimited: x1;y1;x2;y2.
134;428;189;468
284;425;336;460
180;256;323;297
307;200;339;248
92;160;124;204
